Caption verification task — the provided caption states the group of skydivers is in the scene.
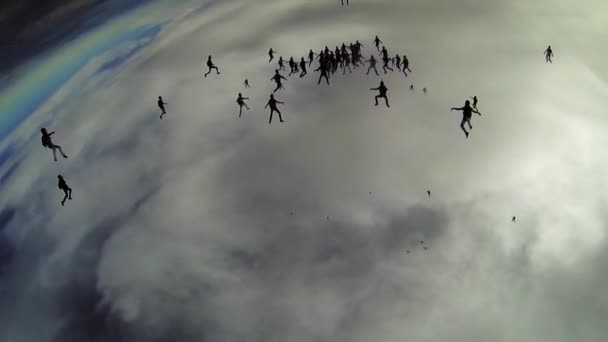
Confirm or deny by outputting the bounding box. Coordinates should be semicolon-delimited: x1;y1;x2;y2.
41;20;555;208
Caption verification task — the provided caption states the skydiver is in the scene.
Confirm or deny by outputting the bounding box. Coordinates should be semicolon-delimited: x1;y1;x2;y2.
469;95;478;110
315;61;330;85
244;79;251;88
512;216;516;222
268;48;276;62
341;0;349;5
409;84;414;91
308;49;316;66
278;56;286;71
381;55;393;74
427;190;431;197
204;55;220;77
394;54;401;69
40;128;68;161
402;55;411;77
342;52;352;74
299;57;308;77
450;99;481;138
157;96;168;119
364;55;379;76
271;69;287;93
371;80;390;107
373;35;382;51
57;174;72;206
544;45;553;63
423;87;427;94
265;94;284;124
236;93;250;118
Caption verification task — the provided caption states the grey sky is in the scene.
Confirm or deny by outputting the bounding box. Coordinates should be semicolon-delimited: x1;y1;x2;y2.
1;0;607;341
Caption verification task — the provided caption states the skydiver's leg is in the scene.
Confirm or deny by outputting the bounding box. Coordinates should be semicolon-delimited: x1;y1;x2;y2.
317;74;323;84
366;65;372;75
324;74;330;85
52;147;58;161
460;118;469;138
239;106;243;118
204;68;211;77
385;96;390;107
55;145;68;158
277;109;284;122
269;110;274;124
373;66;379;76
467;119;472;129
244;103;250;110
213;66;220;74
274;83;281;92
61;189;69;205
374;95;380;106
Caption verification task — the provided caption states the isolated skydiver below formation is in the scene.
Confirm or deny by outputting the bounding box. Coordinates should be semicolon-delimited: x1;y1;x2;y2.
451;99;481;138
244;79;251;88
544;45;553;63
158;96;168;119
57;175;72;206
371;80;390;107
265;94;284;124
40;128;68;161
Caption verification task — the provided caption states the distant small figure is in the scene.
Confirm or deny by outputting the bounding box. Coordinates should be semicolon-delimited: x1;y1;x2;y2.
236;93;250;118
406;250;411;254
308;49;316;66
204;55;220;77
341;0;349;5
420;240;424;244
373;35;382;51
427;190;431;197
423;87;427;94
512;216;516;222
409;84;414;91
57;174;72;206
469;95;478;110
544;45;553;63
40;128;68;161
402;55;412;76
423;246;429;250
299;57;308;77
157;96;168;119
278;56;286;71
450;100;481;138
370;80;390;107
265;94;284;124
244;79;251;88
268;48;275;63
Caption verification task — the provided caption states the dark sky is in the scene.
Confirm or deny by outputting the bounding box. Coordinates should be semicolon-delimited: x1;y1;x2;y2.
0;0;147;74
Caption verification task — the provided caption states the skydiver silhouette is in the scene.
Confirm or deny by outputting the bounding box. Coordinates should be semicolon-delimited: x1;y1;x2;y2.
341;0;349;5
265;94;284;124
271;69;287;92
544;45;553;63
57;174;72;206
157;96;168;119
269;48;275;62
451;99;481;138
308;49;316;66
394;54;401;69
40;128;68;161
409;84;414;91
236;93;250;118
371;80;390;107
299;57;308;77
427;190;431;197
342;52;352;74
204;55;220;77
244;79;251;88
423;87;427;94
315;62;330;85
278;56;286;71
469;95;478;110
512;216;516;222
364;56;379;76
373;35;382;51
288;57;300;76
402;55;411;76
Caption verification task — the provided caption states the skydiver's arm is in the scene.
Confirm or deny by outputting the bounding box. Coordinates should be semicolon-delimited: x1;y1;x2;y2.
276;101;284;104
370;87;378;91
473;109;481;115
451;107;464;111
244;97;249;100
49;132;55;136
280;76;287;80
265;102;270;109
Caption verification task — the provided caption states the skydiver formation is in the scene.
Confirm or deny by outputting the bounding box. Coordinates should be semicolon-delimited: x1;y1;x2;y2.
39;7;556;223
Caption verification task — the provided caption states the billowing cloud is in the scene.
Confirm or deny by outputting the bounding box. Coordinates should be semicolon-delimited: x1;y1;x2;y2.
0;0;607;341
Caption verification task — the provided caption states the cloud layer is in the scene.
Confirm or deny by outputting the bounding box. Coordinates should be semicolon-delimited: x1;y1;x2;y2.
1;0;608;341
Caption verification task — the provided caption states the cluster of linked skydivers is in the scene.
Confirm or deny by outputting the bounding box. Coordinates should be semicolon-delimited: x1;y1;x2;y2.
40;30;555;208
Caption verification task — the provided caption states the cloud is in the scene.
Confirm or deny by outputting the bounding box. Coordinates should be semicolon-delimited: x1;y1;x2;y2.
1;0;608;341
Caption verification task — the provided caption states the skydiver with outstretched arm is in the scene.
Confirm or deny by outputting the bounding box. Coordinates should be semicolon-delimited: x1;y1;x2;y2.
236;93;250;118
370;80;390;107
364;55;379;76
271;69;287;93
40;128;68;161
451;99;481;138
204;55;220;77
265;94;284;124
